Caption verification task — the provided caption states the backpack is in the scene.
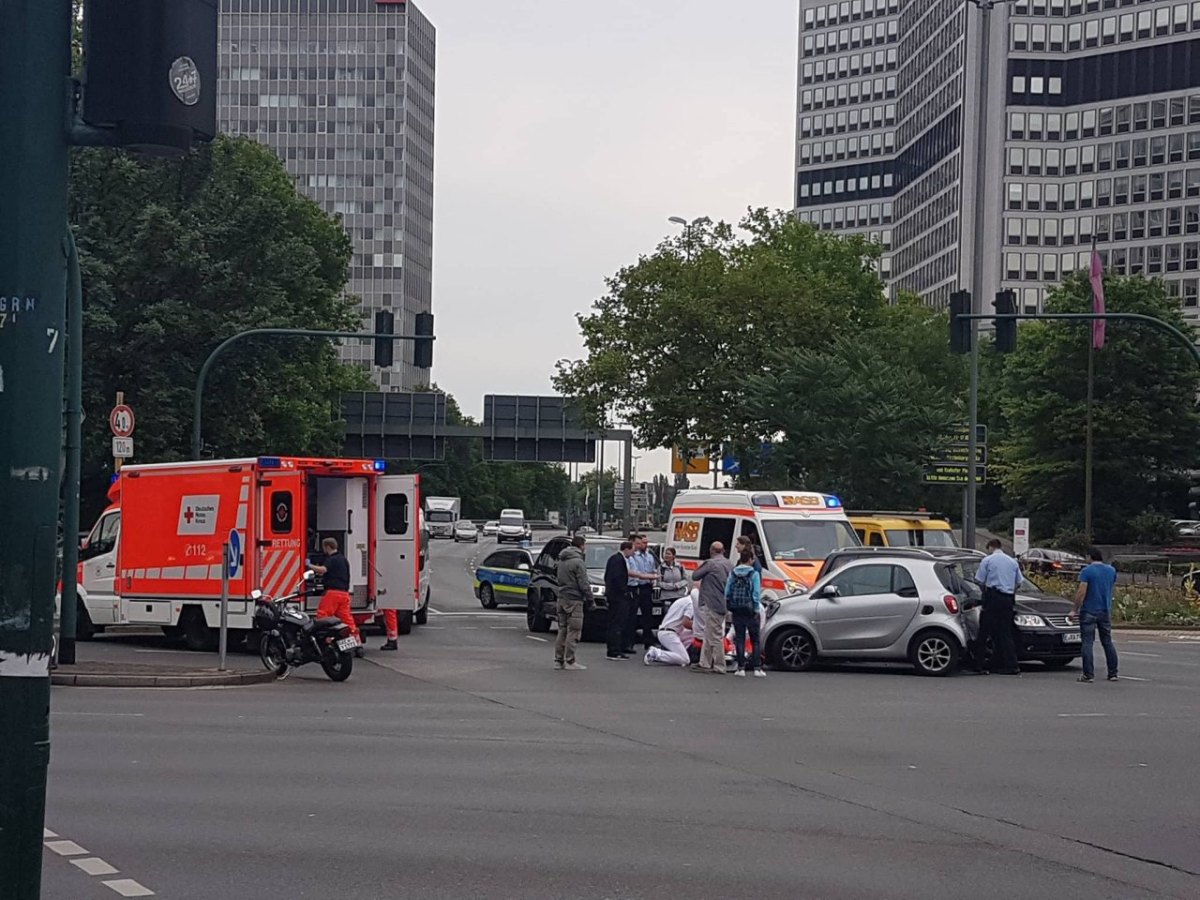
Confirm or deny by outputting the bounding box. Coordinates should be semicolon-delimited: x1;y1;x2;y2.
727;570;755;611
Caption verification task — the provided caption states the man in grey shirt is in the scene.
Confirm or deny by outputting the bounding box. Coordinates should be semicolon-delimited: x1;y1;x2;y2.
691;543;733;674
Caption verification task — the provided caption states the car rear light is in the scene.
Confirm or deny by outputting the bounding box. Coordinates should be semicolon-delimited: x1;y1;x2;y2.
942;594;960;614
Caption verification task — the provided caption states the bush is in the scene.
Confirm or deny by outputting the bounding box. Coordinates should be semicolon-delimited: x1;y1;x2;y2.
1049;529;1091;557
1030;574;1200;627
1129;512;1178;546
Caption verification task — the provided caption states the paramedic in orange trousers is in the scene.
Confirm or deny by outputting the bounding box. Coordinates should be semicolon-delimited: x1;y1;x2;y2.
310;537;365;657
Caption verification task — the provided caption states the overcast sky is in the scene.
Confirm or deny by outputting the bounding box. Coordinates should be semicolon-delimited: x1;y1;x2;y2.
417;0;799;480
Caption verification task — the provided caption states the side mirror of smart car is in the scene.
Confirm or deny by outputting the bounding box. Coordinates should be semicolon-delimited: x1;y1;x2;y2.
817;584;840;599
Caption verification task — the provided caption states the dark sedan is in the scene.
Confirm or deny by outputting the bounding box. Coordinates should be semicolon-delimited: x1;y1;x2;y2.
1019;548;1087;578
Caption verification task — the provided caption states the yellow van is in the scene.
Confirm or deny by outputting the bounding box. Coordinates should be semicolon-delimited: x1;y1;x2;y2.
849;511;958;549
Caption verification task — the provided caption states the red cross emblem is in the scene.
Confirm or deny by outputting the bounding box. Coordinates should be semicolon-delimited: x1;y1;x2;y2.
184;507;195;524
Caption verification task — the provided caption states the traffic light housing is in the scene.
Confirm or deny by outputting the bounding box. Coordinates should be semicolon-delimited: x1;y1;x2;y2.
414;312;434;370
994;290;1017;353
949;290;972;354
374;310;395;368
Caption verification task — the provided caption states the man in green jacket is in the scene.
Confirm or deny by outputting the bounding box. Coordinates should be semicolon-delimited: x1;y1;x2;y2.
554;535;591;670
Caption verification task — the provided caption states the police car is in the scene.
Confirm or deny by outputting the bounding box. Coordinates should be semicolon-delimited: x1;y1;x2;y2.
475;548;535;609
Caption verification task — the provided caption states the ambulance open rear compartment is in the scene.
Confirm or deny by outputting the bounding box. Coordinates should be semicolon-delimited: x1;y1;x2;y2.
93;456;421;650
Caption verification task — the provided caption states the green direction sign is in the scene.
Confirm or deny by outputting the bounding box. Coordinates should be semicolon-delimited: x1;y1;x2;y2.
946;424;988;446
923;463;987;485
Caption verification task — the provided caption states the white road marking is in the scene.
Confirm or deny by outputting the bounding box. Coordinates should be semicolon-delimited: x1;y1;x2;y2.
46;840;88;856
526;635;549;643
435;612;518;618
43;829;58;838
102;878;155;897
1116;675;1151;681
1121;651;1161;658
53;712;146;718
427;607;444;615
1058;713;1108;718
73;858;120;876
490;626;520;630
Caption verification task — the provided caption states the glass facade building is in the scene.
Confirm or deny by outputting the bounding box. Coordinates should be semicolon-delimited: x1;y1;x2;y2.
218;0;436;388
796;0;1200;328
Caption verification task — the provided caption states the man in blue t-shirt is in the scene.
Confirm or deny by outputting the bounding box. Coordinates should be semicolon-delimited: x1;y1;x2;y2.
1072;548;1119;683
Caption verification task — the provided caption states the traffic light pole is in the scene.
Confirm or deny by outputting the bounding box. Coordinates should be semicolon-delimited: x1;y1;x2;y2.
0;2;72;897
191;327;435;459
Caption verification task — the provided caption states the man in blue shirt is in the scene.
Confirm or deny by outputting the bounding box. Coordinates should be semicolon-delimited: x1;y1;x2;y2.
974;539;1022;675
1072;548;1119;683
623;534;658;653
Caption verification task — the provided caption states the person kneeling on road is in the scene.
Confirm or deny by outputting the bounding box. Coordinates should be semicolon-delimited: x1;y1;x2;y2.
645;588;696;667
309;537;364;657
554;535;590;671
726;547;765;678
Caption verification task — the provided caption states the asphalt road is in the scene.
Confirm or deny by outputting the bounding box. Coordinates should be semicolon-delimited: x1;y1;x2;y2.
43;536;1200;899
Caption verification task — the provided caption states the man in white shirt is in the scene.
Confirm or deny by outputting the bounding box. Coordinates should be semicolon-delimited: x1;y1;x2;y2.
644;589;695;667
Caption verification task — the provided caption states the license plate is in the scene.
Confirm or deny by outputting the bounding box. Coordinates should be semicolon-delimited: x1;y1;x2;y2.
337;637;359;651
1062;632;1082;644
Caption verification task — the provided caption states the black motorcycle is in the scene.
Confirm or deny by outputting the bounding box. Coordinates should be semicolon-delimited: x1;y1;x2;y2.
252;571;356;682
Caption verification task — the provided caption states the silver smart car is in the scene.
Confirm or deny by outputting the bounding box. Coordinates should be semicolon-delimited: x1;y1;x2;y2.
762;556;969;677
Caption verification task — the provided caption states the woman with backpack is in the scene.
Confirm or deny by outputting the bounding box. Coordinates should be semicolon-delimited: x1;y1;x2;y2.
725;546;765;678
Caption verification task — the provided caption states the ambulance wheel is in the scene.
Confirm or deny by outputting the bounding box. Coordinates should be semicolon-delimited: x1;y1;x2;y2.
180;607;217;652
75;600;99;641
397;611;414;636
479;584;498;609
415;593;430;625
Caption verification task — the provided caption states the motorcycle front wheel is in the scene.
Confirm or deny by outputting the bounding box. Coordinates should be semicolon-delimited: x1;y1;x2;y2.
321;647;353;682
259;633;289;678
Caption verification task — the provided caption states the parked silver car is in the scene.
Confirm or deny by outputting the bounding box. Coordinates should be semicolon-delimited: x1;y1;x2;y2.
762;556;969;677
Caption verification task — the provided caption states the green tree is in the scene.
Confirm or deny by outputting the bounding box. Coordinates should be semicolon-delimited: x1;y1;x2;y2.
995;273;1200;540
71;137;371;518
553;209;885;454
745;299;965;508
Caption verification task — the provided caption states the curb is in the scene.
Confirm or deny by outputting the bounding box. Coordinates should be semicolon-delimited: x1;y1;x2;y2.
51;669;279;688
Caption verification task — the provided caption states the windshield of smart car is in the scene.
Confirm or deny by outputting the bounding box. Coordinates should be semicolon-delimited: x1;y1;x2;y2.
886;528;957;548
762;520;859;560
958;560;1040;596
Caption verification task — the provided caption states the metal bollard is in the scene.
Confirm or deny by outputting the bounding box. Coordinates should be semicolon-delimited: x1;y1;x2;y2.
218;541;230;671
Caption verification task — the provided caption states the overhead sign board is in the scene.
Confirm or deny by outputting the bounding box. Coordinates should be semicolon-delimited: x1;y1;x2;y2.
482;395;597;463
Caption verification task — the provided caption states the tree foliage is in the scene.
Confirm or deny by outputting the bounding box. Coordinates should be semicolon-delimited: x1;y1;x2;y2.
71;137;372;518
553;209;885;453
994;274;1200;540
745;299;965;508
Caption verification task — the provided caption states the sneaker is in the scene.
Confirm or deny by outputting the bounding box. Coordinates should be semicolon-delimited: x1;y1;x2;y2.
753;669;767;679
606;654;626;662
380;640;398;652
733;669;746;678
554;660;565;670
1078;674;1094;683
1107;673;1119;682
564;662;588;671
643;654;652;666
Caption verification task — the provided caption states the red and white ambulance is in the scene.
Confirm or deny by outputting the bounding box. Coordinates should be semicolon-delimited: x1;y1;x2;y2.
70;456;430;650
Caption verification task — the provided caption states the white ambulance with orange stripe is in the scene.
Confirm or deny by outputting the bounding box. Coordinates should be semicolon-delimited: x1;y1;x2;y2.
667;490;860;597
71;456;429;651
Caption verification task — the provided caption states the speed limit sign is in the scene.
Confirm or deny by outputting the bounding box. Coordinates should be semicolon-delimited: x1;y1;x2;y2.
110;404;136;438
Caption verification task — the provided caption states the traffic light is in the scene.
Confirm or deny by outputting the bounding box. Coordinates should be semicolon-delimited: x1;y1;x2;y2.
949;290;972;354
414;311;434;369
994;290;1017;353
374;310;395;367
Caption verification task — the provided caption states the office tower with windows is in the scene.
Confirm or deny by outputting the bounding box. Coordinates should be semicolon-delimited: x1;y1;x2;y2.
218;0;436;388
796;0;1200;329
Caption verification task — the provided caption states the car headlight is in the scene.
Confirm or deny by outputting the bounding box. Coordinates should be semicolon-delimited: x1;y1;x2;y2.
1013;614;1046;627
765;600;781;621
590;584;604;596
785;580;802;594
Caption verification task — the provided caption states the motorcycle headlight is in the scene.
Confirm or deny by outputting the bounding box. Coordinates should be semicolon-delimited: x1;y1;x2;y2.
1013;614;1046;628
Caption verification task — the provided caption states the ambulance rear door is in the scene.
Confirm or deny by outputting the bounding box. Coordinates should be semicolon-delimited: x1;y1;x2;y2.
373;475;419;613
256;470;306;602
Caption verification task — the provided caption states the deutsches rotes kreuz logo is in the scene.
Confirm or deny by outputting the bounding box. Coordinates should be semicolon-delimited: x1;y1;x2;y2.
178;495;220;535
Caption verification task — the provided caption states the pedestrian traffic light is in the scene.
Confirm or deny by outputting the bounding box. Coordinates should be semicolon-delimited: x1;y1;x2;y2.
414;312;435;370
374;310;395;368
994;290;1017;353
949;290;972;354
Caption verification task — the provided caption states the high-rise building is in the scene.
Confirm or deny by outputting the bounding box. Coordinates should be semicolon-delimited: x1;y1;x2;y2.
218;0;435;388
795;0;1200;330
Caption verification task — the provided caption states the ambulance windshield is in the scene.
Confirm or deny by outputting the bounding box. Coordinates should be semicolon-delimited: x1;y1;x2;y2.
762;520;858;561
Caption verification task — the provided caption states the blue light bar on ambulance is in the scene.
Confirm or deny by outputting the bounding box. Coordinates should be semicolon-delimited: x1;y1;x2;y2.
825;496;843;508
257;456;282;469
373;459;388;472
